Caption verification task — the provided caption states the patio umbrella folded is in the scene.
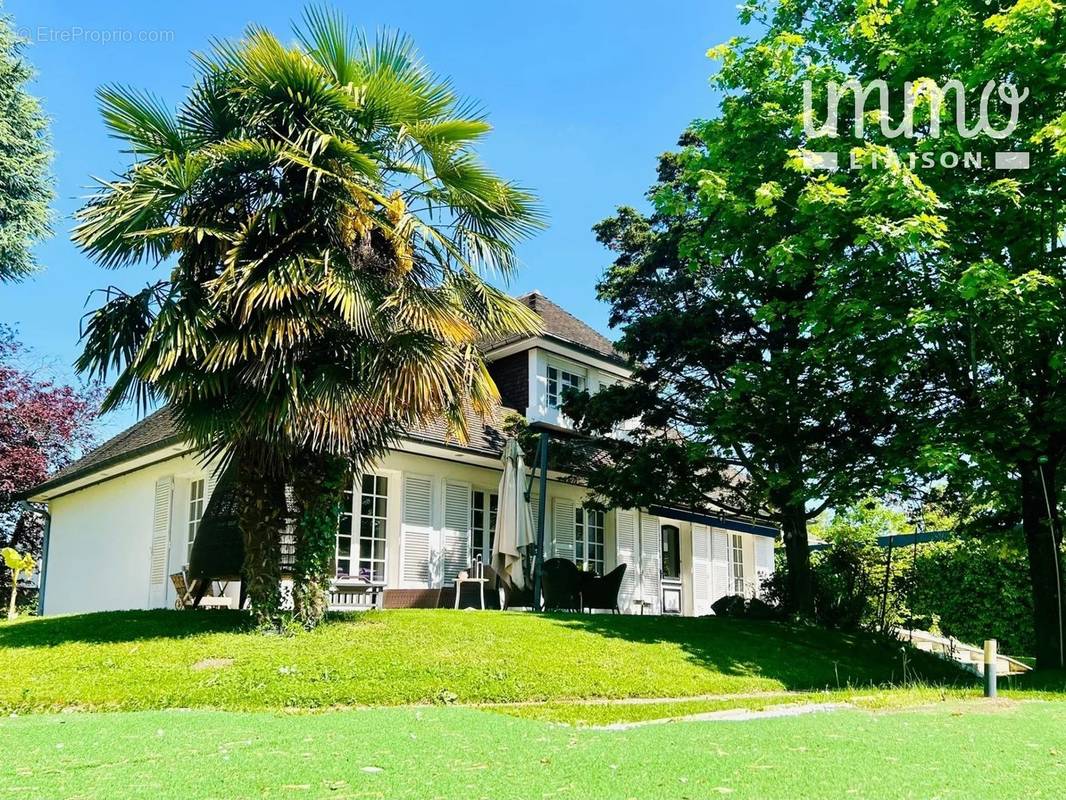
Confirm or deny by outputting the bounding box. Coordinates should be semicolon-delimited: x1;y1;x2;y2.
492;437;534;589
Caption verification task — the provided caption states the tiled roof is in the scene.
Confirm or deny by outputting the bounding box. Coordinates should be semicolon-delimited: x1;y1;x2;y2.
31;406;185;496
486;291;626;364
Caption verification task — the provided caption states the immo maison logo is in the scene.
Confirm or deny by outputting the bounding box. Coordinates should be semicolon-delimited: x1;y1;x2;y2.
801;79;1031;172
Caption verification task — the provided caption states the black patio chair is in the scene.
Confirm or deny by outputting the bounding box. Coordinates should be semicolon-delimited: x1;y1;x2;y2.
580;564;627;614
541;558;581;611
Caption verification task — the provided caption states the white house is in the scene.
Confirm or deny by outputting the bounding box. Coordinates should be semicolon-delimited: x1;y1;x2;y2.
29;292;776;616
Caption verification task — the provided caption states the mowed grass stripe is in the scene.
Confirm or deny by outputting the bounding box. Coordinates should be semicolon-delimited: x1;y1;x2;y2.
1;703;1064;799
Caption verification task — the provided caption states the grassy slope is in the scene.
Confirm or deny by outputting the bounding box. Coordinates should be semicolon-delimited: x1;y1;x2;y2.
2;704;1064;799
0;609;972;712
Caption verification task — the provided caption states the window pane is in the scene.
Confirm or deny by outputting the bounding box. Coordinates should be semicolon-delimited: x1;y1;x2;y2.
341;473;389;583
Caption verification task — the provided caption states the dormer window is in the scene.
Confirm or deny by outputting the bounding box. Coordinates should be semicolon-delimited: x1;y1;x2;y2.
547;363;586;409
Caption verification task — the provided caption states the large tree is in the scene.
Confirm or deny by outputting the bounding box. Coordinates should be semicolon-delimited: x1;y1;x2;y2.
779;0;1065;668
566;28;941;614
0;12;52;282
74;10;542;627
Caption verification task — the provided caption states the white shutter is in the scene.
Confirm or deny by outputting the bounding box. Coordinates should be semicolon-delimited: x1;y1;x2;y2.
614;509;639;613
754;536;775;597
401;474;434;587
149;477;173;607
710;528;731;605
442;480;472;583
639;514;661;615
551;497;575;562
205;462;221;505
692;523;712;616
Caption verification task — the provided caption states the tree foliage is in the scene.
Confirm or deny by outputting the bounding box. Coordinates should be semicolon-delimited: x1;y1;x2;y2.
571;0;1065;660
0;12;52;282
566;23;940;614
770;0;1066;667
0;327;98;598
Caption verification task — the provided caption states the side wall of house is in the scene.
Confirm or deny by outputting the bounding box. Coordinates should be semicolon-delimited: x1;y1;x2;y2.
42;453;224;615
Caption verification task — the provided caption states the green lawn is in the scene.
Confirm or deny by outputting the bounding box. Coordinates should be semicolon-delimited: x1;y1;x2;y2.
2;703;1064;799
3;610;1064;798
0;609;972;712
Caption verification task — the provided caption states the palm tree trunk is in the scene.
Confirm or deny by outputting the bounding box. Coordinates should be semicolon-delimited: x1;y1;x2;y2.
292;452;348;629
236;457;286;629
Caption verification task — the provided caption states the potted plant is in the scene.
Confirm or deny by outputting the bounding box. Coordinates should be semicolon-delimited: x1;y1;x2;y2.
2;547;35;620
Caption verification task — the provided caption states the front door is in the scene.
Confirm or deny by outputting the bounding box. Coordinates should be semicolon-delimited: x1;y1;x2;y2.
661;524;682;614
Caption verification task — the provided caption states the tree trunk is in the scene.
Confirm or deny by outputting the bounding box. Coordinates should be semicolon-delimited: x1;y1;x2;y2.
291;452;349;629
778;499;814;617
236;457;286;629
1020;460;1066;669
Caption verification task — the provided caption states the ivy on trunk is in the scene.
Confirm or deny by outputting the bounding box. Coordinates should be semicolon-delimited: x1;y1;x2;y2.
236;458;287;630
291;452;348;629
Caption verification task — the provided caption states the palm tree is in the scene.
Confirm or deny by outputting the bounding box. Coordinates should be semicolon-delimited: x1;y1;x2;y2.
74;8;543;627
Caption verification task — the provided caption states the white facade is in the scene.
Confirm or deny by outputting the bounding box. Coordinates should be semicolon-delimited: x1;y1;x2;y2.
33;296;776;617
37;439;774;616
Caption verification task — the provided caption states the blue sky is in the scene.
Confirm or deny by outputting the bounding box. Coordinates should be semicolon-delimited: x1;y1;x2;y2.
0;0;742;436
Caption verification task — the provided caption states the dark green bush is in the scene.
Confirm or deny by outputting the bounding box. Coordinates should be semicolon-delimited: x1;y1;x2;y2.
710;594;747;617
909;535;1035;656
766;525;1040;656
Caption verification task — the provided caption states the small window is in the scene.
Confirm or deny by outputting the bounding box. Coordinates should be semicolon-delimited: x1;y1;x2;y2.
547;364;586;409
575;507;605;574
661;525;681;580
471;489;499;565
337;474;388;582
186;478;205;564
730;533;746;595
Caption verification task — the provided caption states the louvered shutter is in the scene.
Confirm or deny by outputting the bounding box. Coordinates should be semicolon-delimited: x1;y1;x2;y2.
205;462;221;505
754;536;775;598
442;480;472;583
710;528;731;605
401;474;434;587
149;477;173;607
639;514;661;615
550;497;575;562
614;510;639;613
692;523;712;616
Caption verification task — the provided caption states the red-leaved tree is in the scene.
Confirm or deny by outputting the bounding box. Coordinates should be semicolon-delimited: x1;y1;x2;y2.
0;326;98;593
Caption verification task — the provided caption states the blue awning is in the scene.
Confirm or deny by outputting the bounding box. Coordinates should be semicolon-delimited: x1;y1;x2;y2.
648;505;778;538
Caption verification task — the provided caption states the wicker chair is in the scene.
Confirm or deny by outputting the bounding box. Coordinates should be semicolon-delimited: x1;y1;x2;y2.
541;558;581;611
580;564;627;614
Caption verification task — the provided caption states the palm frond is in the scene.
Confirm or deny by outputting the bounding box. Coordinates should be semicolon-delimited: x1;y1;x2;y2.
98;85;187;157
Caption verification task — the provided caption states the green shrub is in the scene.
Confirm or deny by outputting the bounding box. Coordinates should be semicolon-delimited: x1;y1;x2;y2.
766;499;1042;656
909;535;1035;656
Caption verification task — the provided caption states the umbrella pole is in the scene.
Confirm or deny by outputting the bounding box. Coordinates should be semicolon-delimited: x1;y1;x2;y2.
532;431;549;611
